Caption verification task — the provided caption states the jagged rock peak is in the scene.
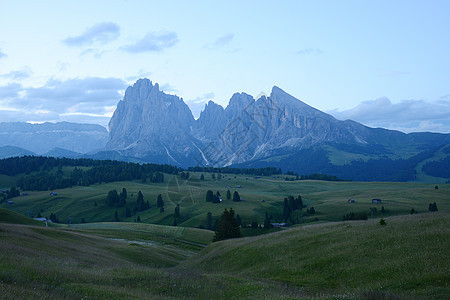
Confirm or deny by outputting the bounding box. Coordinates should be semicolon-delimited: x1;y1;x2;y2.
123;78;156;102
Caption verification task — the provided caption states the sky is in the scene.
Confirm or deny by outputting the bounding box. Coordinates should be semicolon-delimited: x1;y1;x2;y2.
0;0;449;133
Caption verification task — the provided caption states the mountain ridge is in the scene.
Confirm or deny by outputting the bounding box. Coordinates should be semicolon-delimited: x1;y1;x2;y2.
104;79;450;181
0;121;108;155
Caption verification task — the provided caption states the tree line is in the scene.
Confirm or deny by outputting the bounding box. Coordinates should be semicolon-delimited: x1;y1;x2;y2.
188;166;282;176
0;156;176;191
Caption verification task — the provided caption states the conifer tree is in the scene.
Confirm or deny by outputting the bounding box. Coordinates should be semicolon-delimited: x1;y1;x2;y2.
157;194;164;208
232;191;241;202
206;190;214;202
213;208;242;242
264;211;272;228
207;212;212;230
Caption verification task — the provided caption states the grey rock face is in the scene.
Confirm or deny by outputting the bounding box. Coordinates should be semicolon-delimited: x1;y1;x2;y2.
0;122;108;154
105;79;450;168
106;79;200;165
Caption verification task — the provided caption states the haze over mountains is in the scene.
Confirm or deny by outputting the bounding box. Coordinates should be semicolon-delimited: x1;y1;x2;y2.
0;122;108;157
1;78;449;182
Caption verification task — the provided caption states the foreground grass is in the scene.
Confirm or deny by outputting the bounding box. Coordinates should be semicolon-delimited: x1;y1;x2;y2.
184;212;450;299
0;222;302;299
1;208;448;299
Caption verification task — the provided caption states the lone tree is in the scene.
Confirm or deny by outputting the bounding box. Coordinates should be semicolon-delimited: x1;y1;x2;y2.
226;190;231;200
232;191;241;202
157;194;164;208
174;204;180;218
429;202;438;212
206;212;213;230
213;208;242;242
264;211;272;229
206;190;214;202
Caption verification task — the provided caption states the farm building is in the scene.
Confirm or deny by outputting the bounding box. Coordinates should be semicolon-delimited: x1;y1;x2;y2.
348;199;355;203
372;199;382;204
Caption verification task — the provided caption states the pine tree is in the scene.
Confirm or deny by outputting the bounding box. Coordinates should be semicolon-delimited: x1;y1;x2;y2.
114;210;119;222
200;174;205;180
137;191;145;211
226;190;231;200
283;198;290;222
157;194;164;208
232;191;241;202
119;188;127;206
296;195;304;209
174;204;180;218
213;208;242;242
236;214;241;226
206;212;212;230
264;211;272;229
206;190;214;202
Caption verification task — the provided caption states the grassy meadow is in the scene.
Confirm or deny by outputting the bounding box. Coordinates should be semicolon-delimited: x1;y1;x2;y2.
1;170;449;298
0;208;448;299
1;172;448;230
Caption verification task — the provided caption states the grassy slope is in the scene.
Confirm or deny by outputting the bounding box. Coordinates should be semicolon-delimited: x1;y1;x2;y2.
2;173;449;230
184;212;450;299
0;207;46;226
0;211;448;299
0;209;302;299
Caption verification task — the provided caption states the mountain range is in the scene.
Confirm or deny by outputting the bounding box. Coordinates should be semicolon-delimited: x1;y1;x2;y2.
105;79;450;182
1;78;449;182
0;121;108;156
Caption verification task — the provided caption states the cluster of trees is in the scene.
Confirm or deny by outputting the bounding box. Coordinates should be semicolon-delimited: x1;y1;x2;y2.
284;171;344;182
1;186;20;200
188;166;281;176
0;156;177;191
283;195;304;222
205;190;241;203
136;191;151;212
343;211;368;221
213;208;242;242
428;202;438;212
179;171;190;179
106;188;128;207
206;190;222;203
109;191;164;222
49;212;59;223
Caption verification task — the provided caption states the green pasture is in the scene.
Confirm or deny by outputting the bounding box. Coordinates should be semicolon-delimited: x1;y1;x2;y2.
0;206;448;299
2;172;448;230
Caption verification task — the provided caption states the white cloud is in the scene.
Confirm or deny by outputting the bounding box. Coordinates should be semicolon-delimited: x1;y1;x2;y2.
0;48;6;59
63;22;120;47
121;31;179;53
0;67;33;80
205;33;234;49
0;77;127;126
328;97;450;133
295;48;323;55
186;92;215;119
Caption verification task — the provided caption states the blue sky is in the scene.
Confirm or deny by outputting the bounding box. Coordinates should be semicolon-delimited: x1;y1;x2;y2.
0;0;449;133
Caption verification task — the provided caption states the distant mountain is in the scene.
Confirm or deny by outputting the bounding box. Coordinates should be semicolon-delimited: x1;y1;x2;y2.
0;146;35;159
104;79;450;181
0;122;108;155
42;147;81;158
